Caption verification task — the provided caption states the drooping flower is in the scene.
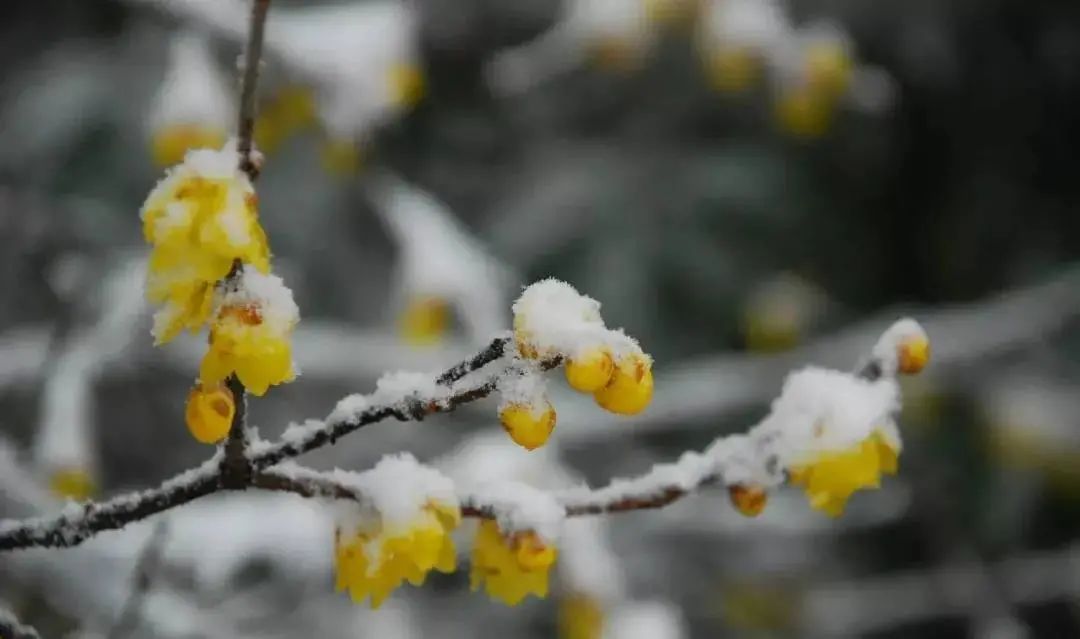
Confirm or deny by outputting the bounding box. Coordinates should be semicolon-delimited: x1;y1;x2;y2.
140;143;272;344
199;267;299;396
470;519;557;606
788;429;899;517
334;455;461;608
335;500;460;608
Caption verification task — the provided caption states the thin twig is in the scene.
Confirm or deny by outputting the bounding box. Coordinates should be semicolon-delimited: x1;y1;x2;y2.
236;0;271;179
107;520;171;639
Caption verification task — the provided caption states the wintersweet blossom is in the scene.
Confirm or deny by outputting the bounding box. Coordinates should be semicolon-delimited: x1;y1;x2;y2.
333;455;462;608
499;401;558;451
199;268;299;396
335;501;459;608
470;520;557;606
48;468;96;501
765;366;904;516
141;143;271;344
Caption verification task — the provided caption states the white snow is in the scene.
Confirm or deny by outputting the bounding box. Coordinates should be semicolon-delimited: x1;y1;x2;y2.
222;266;300;334
512;278;644;361
869;317;928;377
467;481;565;542
756;366;901;468
333;453;458;536
496;366;551;416
146;30;233;136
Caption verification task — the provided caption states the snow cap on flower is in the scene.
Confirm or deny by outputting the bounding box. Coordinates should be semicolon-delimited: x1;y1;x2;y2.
199;266;299;396
759;366;902;516
869;317;930;377
334;453;461;608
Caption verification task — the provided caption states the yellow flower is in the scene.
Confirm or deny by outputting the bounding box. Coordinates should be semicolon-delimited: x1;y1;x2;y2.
499;401;557;451
335;501;460;608
151;124;227;168
185;382;235;444
470;520;556;606
727;484;768;517
565;348;615;393
560;593;605;639
593;353;654;415
200;302;296;396
254;85;317;154
141;150;273;344
48;467;96;501
399;295;450;346
788;430;899;517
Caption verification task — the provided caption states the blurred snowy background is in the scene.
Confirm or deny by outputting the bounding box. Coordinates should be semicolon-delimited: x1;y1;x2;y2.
2;0;1080;637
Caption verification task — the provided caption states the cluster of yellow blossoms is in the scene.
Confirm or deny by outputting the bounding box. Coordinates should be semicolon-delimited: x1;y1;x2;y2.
333;456;560;609
501;279;655;451
140;143;298;444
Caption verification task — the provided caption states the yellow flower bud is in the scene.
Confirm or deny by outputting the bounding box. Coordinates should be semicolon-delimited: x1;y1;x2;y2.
897;336;930;375
593;354;654;415
150;124;226;167
185;382;235;444
49;468;96;501
804;43;853;99
564;348;615;393
399;296;450;346
499;402;557;450
727;484;768;517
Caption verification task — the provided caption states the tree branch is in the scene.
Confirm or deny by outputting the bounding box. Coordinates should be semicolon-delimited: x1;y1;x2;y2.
236;0;271;179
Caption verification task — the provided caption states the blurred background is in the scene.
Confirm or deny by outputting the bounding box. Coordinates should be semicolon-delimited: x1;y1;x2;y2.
2;0;1080;637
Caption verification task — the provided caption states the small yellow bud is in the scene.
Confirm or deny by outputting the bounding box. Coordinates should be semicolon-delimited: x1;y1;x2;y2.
593;354;654;416
49;468;96;501
565;348;615;393
727;484;768;517
897;336;930;375
499;402;557;450
185;382;235;444
150;124;226;167
399;296;450;346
